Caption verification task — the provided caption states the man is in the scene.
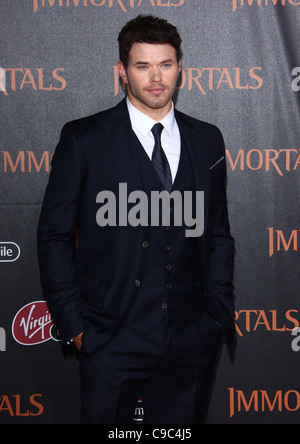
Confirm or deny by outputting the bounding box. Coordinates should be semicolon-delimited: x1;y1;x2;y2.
37;15;235;424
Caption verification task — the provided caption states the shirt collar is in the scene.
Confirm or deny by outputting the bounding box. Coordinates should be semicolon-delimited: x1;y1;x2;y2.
126;96;176;137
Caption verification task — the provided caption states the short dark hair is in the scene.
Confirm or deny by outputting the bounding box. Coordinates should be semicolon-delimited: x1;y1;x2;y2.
118;15;182;69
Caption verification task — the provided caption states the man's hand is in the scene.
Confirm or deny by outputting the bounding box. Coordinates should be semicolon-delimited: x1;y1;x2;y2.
73;332;84;351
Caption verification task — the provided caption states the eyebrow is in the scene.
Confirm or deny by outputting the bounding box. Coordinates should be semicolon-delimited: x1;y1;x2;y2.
133;59;175;66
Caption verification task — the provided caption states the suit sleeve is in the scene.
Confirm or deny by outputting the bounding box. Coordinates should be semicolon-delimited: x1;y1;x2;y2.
207;129;235;333
37;123;85;344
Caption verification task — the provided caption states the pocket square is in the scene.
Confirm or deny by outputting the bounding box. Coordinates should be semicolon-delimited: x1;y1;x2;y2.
210;156;224;171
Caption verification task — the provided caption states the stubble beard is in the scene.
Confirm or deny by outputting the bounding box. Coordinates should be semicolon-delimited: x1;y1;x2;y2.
128;82;176;112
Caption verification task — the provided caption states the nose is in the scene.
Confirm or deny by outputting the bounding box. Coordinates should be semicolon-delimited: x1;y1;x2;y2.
150;67;162;83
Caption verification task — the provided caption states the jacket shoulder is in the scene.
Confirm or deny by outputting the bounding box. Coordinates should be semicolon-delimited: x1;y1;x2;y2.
59;105;116;139
176;109;223;137
176;109;225;158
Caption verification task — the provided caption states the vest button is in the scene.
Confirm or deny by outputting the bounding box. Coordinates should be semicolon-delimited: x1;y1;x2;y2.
142;241;149;249
135;280;141;288
166;264;172;271
162;303;168;310
166;283;172;289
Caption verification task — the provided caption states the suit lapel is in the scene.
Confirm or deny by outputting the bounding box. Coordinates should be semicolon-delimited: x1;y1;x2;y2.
175;110;211;233
100;99;144;194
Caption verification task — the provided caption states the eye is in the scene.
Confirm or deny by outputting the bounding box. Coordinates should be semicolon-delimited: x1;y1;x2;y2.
137;65;148;70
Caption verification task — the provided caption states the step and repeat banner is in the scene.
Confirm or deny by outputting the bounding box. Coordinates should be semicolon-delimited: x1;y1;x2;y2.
1;0;300;424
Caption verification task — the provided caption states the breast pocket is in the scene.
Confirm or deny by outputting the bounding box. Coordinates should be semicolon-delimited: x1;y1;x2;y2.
210;156;224;172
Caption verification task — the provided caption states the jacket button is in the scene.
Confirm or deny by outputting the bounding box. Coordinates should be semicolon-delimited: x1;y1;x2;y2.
135;280;141;288
142;241;149;249
162;303;168;310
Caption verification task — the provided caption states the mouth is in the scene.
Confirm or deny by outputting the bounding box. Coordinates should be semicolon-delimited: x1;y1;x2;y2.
147;87;166;96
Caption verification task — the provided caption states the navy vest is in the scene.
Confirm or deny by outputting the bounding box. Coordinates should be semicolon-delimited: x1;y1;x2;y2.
125;130;204;333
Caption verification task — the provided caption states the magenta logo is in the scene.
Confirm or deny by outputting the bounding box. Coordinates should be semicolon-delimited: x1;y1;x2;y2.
12;301;58;346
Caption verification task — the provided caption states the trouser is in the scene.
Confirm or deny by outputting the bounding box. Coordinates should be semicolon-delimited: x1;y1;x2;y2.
79;309;222;424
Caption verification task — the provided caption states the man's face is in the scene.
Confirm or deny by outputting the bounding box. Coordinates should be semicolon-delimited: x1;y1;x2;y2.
118;42;181;119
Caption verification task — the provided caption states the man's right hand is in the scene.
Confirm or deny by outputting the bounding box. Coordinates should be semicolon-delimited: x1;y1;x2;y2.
73;332;84;351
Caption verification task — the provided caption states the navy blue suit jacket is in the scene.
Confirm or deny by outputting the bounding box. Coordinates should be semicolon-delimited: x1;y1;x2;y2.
37;99;235;353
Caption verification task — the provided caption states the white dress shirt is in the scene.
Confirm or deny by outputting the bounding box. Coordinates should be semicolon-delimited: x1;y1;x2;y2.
126;97;181;183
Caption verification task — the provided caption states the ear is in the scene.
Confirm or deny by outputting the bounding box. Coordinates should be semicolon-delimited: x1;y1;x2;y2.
178;59;182;76
117;61;128;85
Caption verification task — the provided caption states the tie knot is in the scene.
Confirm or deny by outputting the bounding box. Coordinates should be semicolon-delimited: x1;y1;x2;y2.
151;123;164;142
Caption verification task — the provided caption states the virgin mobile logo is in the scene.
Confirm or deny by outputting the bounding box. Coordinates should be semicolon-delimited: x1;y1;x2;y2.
12;301;59;346
0;242;21;263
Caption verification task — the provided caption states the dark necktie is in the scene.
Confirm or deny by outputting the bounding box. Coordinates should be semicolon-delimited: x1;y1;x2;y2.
151;123;173;192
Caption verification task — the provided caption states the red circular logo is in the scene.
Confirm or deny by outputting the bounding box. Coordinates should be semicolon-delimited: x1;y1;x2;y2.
12;301;57;346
